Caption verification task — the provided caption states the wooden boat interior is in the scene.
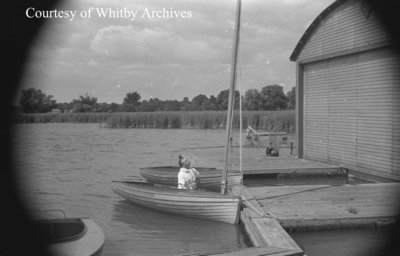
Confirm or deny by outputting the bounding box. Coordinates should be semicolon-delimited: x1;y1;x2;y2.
35;218;87;244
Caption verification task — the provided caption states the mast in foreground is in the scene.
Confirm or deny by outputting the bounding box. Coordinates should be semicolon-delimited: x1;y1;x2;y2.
221;0;242;195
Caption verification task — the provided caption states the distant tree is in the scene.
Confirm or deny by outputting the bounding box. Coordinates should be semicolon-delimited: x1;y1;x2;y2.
79;93;97;106
149;98;163;111
135;100;155;112
123;92;141;105
208;95;217;105
287;86;296;110
216;89;240;110
185;94;208;111
260;84;288;110
19;87;57;113
181;104;200;111
181;97;191;111
206;95;218;110
72;93;98;112
191;94;208;106
120;104;136;112
182;97;190;105
57;102;74;113
96;102;115;112
121;92;141;112
216;90;229;110
164;100;182;111
243;89;263;111
110;103;120;112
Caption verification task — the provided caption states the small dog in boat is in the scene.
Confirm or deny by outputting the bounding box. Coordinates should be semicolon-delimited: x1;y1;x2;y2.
266;146;279;157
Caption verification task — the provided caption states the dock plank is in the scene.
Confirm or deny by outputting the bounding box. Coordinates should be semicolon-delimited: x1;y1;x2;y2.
252;218;296;249
177;246;298;256
248;183;400;230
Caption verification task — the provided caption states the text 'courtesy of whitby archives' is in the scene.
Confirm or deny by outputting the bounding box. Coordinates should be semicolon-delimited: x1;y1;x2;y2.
25;7;193;21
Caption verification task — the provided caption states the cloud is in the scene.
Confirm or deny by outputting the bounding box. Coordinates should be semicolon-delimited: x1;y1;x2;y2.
89;25;220;63
19;0;336;103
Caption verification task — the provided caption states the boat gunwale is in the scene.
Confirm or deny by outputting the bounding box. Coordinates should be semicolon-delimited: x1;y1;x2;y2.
113;187;240;209
111;181;240;201
140;166;241;174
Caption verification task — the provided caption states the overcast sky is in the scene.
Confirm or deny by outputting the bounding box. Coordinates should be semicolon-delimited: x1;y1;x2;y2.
19;0;335;104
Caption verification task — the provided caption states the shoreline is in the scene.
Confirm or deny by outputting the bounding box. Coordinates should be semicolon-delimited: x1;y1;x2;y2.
14;110;295;131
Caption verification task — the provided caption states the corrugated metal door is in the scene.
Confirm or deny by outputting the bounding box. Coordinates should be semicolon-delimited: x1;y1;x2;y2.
303;48;400;179
303;61;330;162
355;49;400;179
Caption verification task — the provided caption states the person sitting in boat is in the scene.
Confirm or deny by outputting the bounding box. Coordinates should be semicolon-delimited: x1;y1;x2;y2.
178;155;200;190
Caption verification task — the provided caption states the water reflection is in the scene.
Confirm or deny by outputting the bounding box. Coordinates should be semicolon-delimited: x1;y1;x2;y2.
110;199;247;255
290;229;391;256
14;124;249;255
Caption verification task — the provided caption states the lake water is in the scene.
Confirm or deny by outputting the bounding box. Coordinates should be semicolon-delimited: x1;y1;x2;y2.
290;228;392;256
12;123;393;255
12;123;251;256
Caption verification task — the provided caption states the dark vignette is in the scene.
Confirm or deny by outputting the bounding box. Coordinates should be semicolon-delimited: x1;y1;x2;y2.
3;0;400;255
5;1;60;255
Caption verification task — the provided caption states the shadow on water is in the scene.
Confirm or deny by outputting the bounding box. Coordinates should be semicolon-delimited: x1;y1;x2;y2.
289;227;393;256
109;199;248;255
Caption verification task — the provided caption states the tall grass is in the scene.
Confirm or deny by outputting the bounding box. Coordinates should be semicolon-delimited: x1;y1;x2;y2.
14;110;295;132
14;113;113;123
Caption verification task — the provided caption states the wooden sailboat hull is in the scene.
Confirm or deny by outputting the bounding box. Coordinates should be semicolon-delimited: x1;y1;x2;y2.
36;218;104;256
111;181;241;224
139;166;241;192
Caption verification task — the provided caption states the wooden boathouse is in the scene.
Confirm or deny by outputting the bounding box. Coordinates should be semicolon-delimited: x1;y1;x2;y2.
290;0;400;180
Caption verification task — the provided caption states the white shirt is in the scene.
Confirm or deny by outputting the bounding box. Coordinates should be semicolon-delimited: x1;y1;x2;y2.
178;167;199;189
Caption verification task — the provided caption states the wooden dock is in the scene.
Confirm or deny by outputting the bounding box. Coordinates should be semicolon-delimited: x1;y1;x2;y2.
247;183;400;231
181;182;400;256
233;187;304;256
189;143;343;178
228;156;343;177
179;187;305;256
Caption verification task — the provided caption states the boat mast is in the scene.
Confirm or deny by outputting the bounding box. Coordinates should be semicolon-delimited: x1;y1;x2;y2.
221;0;242;195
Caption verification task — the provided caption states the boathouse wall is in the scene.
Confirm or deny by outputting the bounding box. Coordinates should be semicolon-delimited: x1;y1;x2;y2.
290;0;400;179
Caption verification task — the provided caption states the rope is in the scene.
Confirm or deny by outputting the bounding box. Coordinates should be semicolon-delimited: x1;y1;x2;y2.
256;184;342;200
238;57;243;187
183;146;225;150
240;195;277;218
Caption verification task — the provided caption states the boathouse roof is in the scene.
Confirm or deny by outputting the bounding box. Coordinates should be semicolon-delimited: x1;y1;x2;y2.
289;0;349;61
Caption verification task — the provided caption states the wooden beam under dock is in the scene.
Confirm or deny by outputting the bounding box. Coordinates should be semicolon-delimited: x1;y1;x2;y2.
231;157;343;177
232;187;304;256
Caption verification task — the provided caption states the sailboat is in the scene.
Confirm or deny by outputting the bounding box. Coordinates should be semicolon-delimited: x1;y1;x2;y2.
138;166;241;192
111;0;243;224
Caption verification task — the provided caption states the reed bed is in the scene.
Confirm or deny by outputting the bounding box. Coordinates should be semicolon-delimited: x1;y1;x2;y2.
14;110;295;131
14;113;113;123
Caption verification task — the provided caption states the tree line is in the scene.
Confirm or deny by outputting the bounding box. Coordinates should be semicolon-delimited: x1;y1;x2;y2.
18;84;295;113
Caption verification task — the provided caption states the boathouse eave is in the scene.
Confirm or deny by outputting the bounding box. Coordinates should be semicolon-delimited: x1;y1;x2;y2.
289;0;348;62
